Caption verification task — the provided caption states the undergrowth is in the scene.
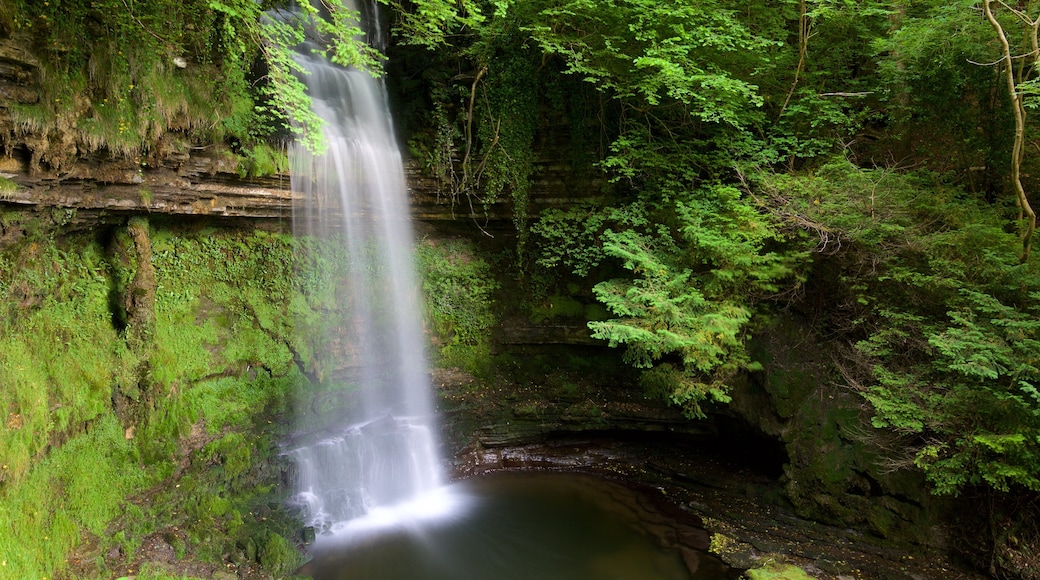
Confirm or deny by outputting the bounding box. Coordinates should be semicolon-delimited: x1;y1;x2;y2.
416;237;500;376
0;226;351;578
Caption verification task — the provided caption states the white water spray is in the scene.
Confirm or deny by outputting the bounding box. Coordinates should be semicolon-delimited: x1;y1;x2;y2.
284;0;449;535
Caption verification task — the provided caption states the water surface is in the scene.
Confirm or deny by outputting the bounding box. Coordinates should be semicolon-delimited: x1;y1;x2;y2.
300;472;736;580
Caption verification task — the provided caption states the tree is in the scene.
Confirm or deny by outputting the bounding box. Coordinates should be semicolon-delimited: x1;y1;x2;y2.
502;0;807;414
983;0;1038;262
757;159;1040;496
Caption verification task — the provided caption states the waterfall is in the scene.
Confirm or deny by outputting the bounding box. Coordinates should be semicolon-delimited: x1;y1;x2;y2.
284;0;447;535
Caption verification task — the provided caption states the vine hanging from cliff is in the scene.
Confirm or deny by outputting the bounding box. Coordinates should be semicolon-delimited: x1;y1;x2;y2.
474;50;538;243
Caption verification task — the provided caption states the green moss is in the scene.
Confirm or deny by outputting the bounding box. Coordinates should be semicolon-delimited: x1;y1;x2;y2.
0;415;159;578
237;144;289;178
0;225;355;577
563;400;603;419
416;238;500;374
529;294;585;323
131;563;208;579
187;373;299;436
0;238;130;485
744;561;815;580
8;1;264;164
0;176;17;196
258;531;306;577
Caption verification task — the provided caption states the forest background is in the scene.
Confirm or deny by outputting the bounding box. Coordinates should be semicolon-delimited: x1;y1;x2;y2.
2;0;1040;578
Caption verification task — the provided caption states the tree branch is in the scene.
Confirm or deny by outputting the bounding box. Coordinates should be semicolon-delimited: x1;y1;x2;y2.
778;0;809;118
985;0;1037;262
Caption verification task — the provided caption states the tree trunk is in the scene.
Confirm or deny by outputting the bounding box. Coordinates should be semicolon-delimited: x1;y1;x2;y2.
984;0;1037;263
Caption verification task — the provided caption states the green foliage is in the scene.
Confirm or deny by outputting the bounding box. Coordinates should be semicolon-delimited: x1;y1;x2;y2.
754;1;891;163
395;1;823;416
475;50;538;239
531;202;612;277
382;0;488;47
583;186;798;417
871;0;1006;175
0;415;157;579
521;0;767;122
8;0;380;162
416;238;500;372
759;159;1040;495
396;0;792;240
530;177;801;417
0;226;342;577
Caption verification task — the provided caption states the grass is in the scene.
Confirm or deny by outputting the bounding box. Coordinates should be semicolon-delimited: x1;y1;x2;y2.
0;176;17;197
11;51;267;174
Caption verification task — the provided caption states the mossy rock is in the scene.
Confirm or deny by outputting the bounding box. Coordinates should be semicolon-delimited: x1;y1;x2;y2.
562;400;604;421
743;561;815;580
258;531;305;577
708;532;759;569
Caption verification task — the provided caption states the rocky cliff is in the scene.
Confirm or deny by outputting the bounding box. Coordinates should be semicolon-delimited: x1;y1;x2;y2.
0;30;604;245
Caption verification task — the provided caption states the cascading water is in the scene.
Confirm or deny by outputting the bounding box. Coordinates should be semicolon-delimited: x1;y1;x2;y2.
284;0;451;535
277;5;733;578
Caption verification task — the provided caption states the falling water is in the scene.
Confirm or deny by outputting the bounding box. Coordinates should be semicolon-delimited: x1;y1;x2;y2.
276;6;738;578
284;0;448;535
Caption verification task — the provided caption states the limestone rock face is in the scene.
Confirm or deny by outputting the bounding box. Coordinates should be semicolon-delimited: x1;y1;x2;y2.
0;148;601;240
0;32;38;107
0;28;602;239
731;314;953;548
0;31;294;224
0;151;296;222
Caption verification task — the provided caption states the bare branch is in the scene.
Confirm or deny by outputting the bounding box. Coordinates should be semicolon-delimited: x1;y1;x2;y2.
818;92;874;97
459;65;488;194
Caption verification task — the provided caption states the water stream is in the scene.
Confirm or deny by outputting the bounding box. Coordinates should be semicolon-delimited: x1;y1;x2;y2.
285;0;445;532
282;3;732;578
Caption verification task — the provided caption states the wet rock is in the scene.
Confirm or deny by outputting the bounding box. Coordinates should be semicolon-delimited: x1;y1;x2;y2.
0;32;39;105
735;315;954;548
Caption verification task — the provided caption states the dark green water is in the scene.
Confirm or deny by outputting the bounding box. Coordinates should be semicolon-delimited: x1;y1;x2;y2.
300;472;736;580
